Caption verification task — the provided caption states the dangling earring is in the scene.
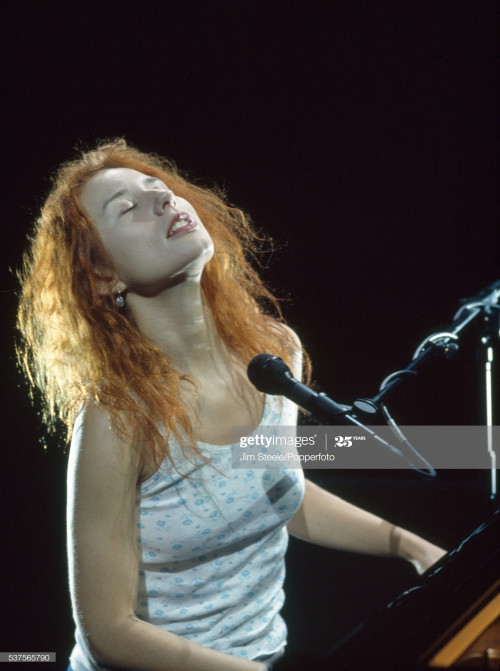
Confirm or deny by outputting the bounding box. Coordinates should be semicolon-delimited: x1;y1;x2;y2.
116;292;125;309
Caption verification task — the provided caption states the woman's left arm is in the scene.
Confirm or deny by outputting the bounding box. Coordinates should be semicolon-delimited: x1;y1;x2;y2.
287;478;446;574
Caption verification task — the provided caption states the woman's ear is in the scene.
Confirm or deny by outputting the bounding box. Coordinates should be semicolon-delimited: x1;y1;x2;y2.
97;275;127;298
102;278;128;311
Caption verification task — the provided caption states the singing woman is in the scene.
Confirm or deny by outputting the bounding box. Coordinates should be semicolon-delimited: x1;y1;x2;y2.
17;139;445;671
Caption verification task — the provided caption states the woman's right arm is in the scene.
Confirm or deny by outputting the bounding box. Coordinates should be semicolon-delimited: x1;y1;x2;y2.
67;403;267;671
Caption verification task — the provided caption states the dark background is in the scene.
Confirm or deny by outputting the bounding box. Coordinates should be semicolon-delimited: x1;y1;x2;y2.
1;1;498;668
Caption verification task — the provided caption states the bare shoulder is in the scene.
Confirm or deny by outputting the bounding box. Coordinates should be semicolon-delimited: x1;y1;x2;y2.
69;401;141;495
280;323;303;380
281;323;301;350
71;402;130;462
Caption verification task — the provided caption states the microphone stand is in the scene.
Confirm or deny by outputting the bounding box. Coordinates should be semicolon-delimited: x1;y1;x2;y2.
478;304;499;503
351;280;500;503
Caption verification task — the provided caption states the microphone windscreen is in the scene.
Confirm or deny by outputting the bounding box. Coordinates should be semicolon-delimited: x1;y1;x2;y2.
247;354;291;394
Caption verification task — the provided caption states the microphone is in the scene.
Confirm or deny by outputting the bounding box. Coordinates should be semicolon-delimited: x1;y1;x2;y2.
247;354;351;425
247;354;438;475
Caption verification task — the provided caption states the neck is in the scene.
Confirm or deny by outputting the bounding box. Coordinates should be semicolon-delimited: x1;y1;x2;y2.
125;279;223;376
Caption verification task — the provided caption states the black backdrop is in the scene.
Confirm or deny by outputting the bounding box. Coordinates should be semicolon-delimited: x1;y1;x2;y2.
1;1;498;667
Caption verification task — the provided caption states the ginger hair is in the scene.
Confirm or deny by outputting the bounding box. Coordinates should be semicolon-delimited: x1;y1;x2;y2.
16;139;309;465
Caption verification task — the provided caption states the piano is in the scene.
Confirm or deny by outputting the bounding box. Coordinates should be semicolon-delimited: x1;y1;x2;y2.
275;508;500;670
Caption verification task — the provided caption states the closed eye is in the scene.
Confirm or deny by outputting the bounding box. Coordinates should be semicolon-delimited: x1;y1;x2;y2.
121;203;137;215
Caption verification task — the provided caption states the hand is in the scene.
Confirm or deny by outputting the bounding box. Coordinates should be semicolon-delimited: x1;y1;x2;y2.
399;531;447;575
409;542;447;574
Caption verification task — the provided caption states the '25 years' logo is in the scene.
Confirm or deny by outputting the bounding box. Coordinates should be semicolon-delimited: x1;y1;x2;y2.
334;436;353;448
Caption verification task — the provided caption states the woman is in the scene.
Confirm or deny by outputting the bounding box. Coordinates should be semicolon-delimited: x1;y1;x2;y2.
17;139;445;671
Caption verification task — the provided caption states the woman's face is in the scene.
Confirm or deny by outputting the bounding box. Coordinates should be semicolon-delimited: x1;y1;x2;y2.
79;167;214;296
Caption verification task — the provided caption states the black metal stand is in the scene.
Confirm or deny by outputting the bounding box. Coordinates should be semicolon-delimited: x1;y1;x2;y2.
352;280;500;501
478;303;499;504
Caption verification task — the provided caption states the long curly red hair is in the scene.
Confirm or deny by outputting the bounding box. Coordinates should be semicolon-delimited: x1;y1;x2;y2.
16;139;309;464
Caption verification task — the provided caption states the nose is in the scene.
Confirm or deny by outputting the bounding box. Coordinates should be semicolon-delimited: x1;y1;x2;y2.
154;189;176;215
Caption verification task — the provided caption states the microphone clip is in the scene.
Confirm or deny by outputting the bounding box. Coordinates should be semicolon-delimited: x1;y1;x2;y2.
312;392;352;426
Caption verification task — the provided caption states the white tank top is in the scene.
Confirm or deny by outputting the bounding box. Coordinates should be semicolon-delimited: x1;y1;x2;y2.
70;394;304;669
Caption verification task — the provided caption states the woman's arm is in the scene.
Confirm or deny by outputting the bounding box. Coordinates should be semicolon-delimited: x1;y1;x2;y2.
67;403;267;671
287;478;446;574
282;329;445;574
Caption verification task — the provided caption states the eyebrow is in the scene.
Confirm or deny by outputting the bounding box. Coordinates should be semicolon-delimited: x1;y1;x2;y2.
101;189;127;214
101;177;165;214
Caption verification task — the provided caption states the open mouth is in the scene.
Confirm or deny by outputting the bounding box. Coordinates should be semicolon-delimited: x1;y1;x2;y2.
167;212;198;238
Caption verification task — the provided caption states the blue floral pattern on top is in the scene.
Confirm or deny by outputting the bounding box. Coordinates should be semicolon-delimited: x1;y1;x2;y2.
135;394;304;660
